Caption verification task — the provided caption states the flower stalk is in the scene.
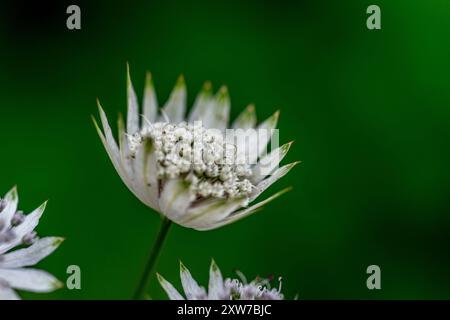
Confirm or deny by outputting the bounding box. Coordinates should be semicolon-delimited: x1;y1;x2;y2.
133;217;172;300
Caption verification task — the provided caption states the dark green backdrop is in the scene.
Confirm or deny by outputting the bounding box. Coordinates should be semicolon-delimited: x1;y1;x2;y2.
1;0;450;299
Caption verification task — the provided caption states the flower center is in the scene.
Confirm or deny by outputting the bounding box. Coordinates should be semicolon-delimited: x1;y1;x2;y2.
128;121;255;199
0;205;37;246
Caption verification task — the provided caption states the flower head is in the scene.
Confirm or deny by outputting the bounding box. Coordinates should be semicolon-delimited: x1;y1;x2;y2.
157;260;284;300
94;67;298;230
0;187;63;300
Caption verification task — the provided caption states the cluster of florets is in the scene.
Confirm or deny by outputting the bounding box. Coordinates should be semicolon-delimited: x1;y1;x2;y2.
221;275;284;300
127;121;254;199
0;198;38;246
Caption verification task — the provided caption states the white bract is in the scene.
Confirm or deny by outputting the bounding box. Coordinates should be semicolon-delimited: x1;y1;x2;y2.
94;67;298;230
157;260;284;300
0;187;63;300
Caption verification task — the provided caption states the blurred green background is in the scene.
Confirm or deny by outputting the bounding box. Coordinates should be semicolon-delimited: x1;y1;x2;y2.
1;0;450;299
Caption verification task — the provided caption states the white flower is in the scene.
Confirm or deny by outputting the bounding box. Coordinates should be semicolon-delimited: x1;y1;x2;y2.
157;260;284;300
93;67;299;230
0;187;63;300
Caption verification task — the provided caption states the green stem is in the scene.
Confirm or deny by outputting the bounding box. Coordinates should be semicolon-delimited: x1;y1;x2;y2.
133;217;172;300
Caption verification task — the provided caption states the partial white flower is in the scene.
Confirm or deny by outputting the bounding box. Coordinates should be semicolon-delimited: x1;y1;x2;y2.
157;260;284;300
94;67;298;230
0;187;64;300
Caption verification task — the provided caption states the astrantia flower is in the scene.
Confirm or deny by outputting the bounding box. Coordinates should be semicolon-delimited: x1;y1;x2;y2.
93;67;298;230
0;187;63;300
157;260;284;300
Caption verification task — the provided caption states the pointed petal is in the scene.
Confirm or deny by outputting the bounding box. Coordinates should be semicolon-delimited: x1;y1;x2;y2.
15;202;46;237
117;112;126;150
126;64;140;133
188;82;212;123
232;104;257;129
199;187;292;231
180;261;206;300
255;110;280;161
203;86;230;130
97;102;120;158
116;115;159;210
161;75;186;123
251;141;294;184
233;110;279;166
143;72;158;123
0;237;64;268
159;179;195;223
157;273;185;300
117;113;134;179
93;107;134;196
142;140;160;209
0;201;47;254
95;103;129;181
250;161;299;202
181;197;248;230
208;259;224;300
132;138;159;210
0;186;18;228
0;268;62;293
